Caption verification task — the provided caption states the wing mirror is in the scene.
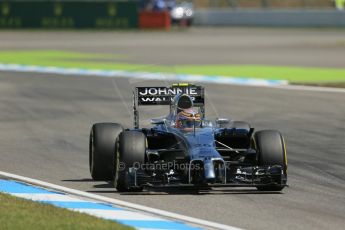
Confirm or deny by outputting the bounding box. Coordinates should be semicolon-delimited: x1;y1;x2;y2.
216;118;230;125
150;118;165;125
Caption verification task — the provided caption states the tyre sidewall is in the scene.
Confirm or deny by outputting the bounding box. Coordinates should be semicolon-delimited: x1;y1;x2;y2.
254;130;287;191
89;123;123;181
115;131;146;192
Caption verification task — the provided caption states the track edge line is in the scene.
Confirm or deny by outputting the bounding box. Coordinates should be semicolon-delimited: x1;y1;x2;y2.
0;170;242;230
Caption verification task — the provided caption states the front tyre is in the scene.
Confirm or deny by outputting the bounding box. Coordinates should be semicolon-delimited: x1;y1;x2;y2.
254;130;287;191
115;131;146;192
89;123;123;181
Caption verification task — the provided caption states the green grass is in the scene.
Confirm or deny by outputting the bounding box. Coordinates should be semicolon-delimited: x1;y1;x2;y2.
0;50;344;83
174;65;345;83
0;192;133;230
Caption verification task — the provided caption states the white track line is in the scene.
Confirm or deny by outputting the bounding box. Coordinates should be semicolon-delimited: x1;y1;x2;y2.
73;209;164;221
273;85;345;93
12;193;85;202
0;171;242;230
1;63;343;93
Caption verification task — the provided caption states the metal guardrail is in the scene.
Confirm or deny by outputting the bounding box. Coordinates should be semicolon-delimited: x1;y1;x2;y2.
190;0;335;9
194;9;345;27
2;0;337;8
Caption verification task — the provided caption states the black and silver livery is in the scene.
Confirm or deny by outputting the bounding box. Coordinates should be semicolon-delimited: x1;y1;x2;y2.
89;83;288;192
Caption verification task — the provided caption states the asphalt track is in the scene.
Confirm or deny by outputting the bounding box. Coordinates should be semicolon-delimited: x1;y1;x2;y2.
1;28;345;67
0;28;345;230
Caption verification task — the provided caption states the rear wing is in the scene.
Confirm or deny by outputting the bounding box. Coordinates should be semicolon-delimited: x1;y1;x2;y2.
132;83;205;128
135;84;204;106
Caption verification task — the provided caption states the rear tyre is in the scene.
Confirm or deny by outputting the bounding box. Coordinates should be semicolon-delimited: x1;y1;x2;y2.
254;130;287;191
115;131;146;192
89;123;123;181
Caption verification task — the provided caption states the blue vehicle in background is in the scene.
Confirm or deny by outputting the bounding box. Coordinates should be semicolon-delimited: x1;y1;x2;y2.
89;83;288;192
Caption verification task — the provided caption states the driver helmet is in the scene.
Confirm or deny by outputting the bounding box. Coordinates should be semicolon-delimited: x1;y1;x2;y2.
175;108;201;129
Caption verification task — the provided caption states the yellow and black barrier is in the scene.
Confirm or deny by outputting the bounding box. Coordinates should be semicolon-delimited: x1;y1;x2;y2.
0;1;138;29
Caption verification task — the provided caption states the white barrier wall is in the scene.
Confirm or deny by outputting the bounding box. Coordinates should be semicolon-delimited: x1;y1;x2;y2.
194;9;345;27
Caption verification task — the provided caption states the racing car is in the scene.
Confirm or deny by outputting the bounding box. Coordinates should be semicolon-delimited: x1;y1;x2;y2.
89;83;288;192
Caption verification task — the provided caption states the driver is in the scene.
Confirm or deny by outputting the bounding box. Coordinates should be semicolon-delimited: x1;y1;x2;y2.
175;108;201;130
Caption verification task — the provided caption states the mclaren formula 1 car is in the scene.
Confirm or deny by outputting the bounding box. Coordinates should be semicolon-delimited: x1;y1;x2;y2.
89;83;288;192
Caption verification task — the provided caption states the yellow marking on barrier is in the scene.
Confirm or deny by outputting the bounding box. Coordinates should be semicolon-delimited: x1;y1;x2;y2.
54;3;63;17
1;3;10;16
108;3;117;17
